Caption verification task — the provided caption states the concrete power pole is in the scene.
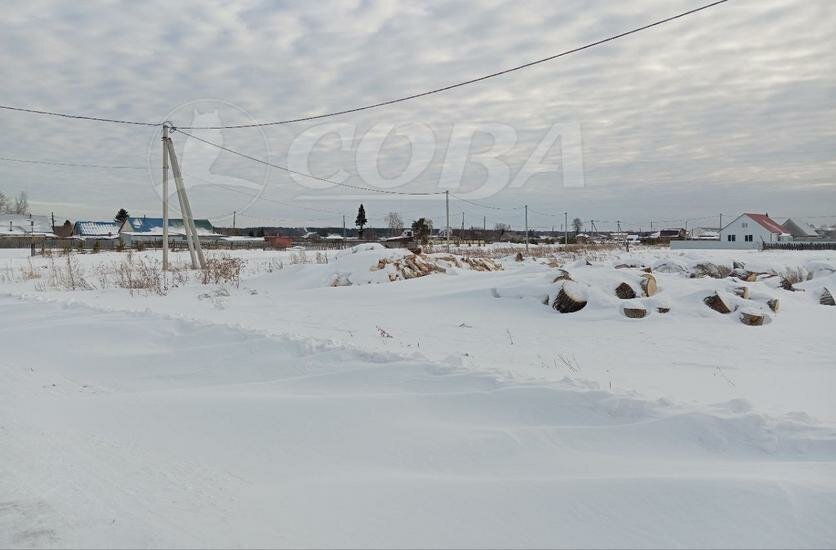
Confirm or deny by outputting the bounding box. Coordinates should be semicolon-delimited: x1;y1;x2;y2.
162;125;170;270
524;205;529;254
164;136;206;269
564;211;568;246
445;190;450;252
342;214;346;239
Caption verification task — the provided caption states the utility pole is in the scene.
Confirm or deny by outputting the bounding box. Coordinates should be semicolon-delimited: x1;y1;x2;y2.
461;212;465;237
617;220;622;233
342;214;346;239
483;215;486;232
162;125;170;270
51;212;55;232
719;213;723;231
445;190;450;252
524;204;529;254
233;210;236;229
564;211;568;246
164;134;206;269
650;220;653;231
30;219;34;257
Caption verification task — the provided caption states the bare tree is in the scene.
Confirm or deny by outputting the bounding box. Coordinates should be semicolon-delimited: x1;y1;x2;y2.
385;211;404;236
14;191;29;215
0;191;7;213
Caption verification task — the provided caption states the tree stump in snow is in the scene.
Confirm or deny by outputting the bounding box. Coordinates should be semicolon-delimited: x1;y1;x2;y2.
515;252;524;262
730;286;750;299
767;298;780;313
615;282;636;299
657;306;671;314
780;278;804;292
552;281;587;313
640;273;657;297
552;269;573;283
740;311;769;326
821;287;835;306
623;304;647;319
704;293;733;314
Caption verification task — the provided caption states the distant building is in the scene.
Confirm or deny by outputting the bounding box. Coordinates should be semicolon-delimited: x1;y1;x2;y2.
719;213;791;248
782;218;820;241
72;220;122;239
672;213;792;250
119;217;223;246
689;227;720;240
0;214;57;238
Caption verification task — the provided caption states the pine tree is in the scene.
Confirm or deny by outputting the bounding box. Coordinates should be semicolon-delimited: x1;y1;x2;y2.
114;208;129;225
355;204;368;238
411;217;432;245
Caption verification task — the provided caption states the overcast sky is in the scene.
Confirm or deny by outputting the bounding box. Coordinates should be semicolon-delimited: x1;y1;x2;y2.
1;0;834;230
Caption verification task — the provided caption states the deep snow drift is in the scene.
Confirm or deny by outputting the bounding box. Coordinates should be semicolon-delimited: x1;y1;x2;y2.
1;245;834;548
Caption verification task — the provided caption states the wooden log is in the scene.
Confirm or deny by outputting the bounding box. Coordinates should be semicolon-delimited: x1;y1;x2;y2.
740;311;769;326
821;287;835;306
704;292;733;314
730;286;750;299
552;281;587;313
640;273;657;297
623;303;647;319
615;282;636;299
552;269;573;283
767;298;780;313
657;307;671;314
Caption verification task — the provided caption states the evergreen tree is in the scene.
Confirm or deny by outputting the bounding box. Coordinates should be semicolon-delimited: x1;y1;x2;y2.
114;208;130;225
411;217;432;245
355;204;368;237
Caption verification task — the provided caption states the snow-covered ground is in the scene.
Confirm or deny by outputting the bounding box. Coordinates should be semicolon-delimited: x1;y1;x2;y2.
1;245;834;548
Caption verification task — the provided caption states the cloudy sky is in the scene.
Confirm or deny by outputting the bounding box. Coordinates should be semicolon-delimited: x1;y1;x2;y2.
1;0;834;230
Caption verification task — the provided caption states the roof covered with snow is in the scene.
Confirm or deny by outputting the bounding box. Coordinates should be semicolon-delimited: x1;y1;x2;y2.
782;218;819;238
73;220;122;237
121;217;218;236
0;214;56;236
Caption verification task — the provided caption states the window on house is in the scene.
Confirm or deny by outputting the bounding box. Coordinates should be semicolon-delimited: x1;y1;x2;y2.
745;235;753;242
727;235;736;242
742;222;748;228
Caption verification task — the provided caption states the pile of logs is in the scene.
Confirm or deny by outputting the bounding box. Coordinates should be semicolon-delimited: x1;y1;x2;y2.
821;287;835;306
373;253;502;281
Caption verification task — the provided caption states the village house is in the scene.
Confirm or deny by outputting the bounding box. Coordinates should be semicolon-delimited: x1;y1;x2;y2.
118;216;224;246
718;213;791;248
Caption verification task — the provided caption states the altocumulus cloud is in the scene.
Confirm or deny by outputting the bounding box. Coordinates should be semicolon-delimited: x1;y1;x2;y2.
0;0;833;227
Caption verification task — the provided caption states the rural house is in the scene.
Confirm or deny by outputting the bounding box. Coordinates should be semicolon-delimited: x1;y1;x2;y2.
719;213;791;248
119;217;223;246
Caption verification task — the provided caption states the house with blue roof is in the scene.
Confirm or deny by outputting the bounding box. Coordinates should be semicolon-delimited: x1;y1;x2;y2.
118;217;223;246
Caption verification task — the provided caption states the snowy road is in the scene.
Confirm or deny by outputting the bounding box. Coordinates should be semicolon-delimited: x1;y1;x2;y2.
2;296;835;548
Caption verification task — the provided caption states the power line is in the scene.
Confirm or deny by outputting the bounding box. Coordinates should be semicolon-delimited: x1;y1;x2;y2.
0;155;146;170
0;104;161;126
171;128;444;196
450;194;524;211
0;1;728;130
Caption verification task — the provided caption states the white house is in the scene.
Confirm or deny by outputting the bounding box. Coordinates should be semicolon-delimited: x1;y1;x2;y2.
719;213;791;249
